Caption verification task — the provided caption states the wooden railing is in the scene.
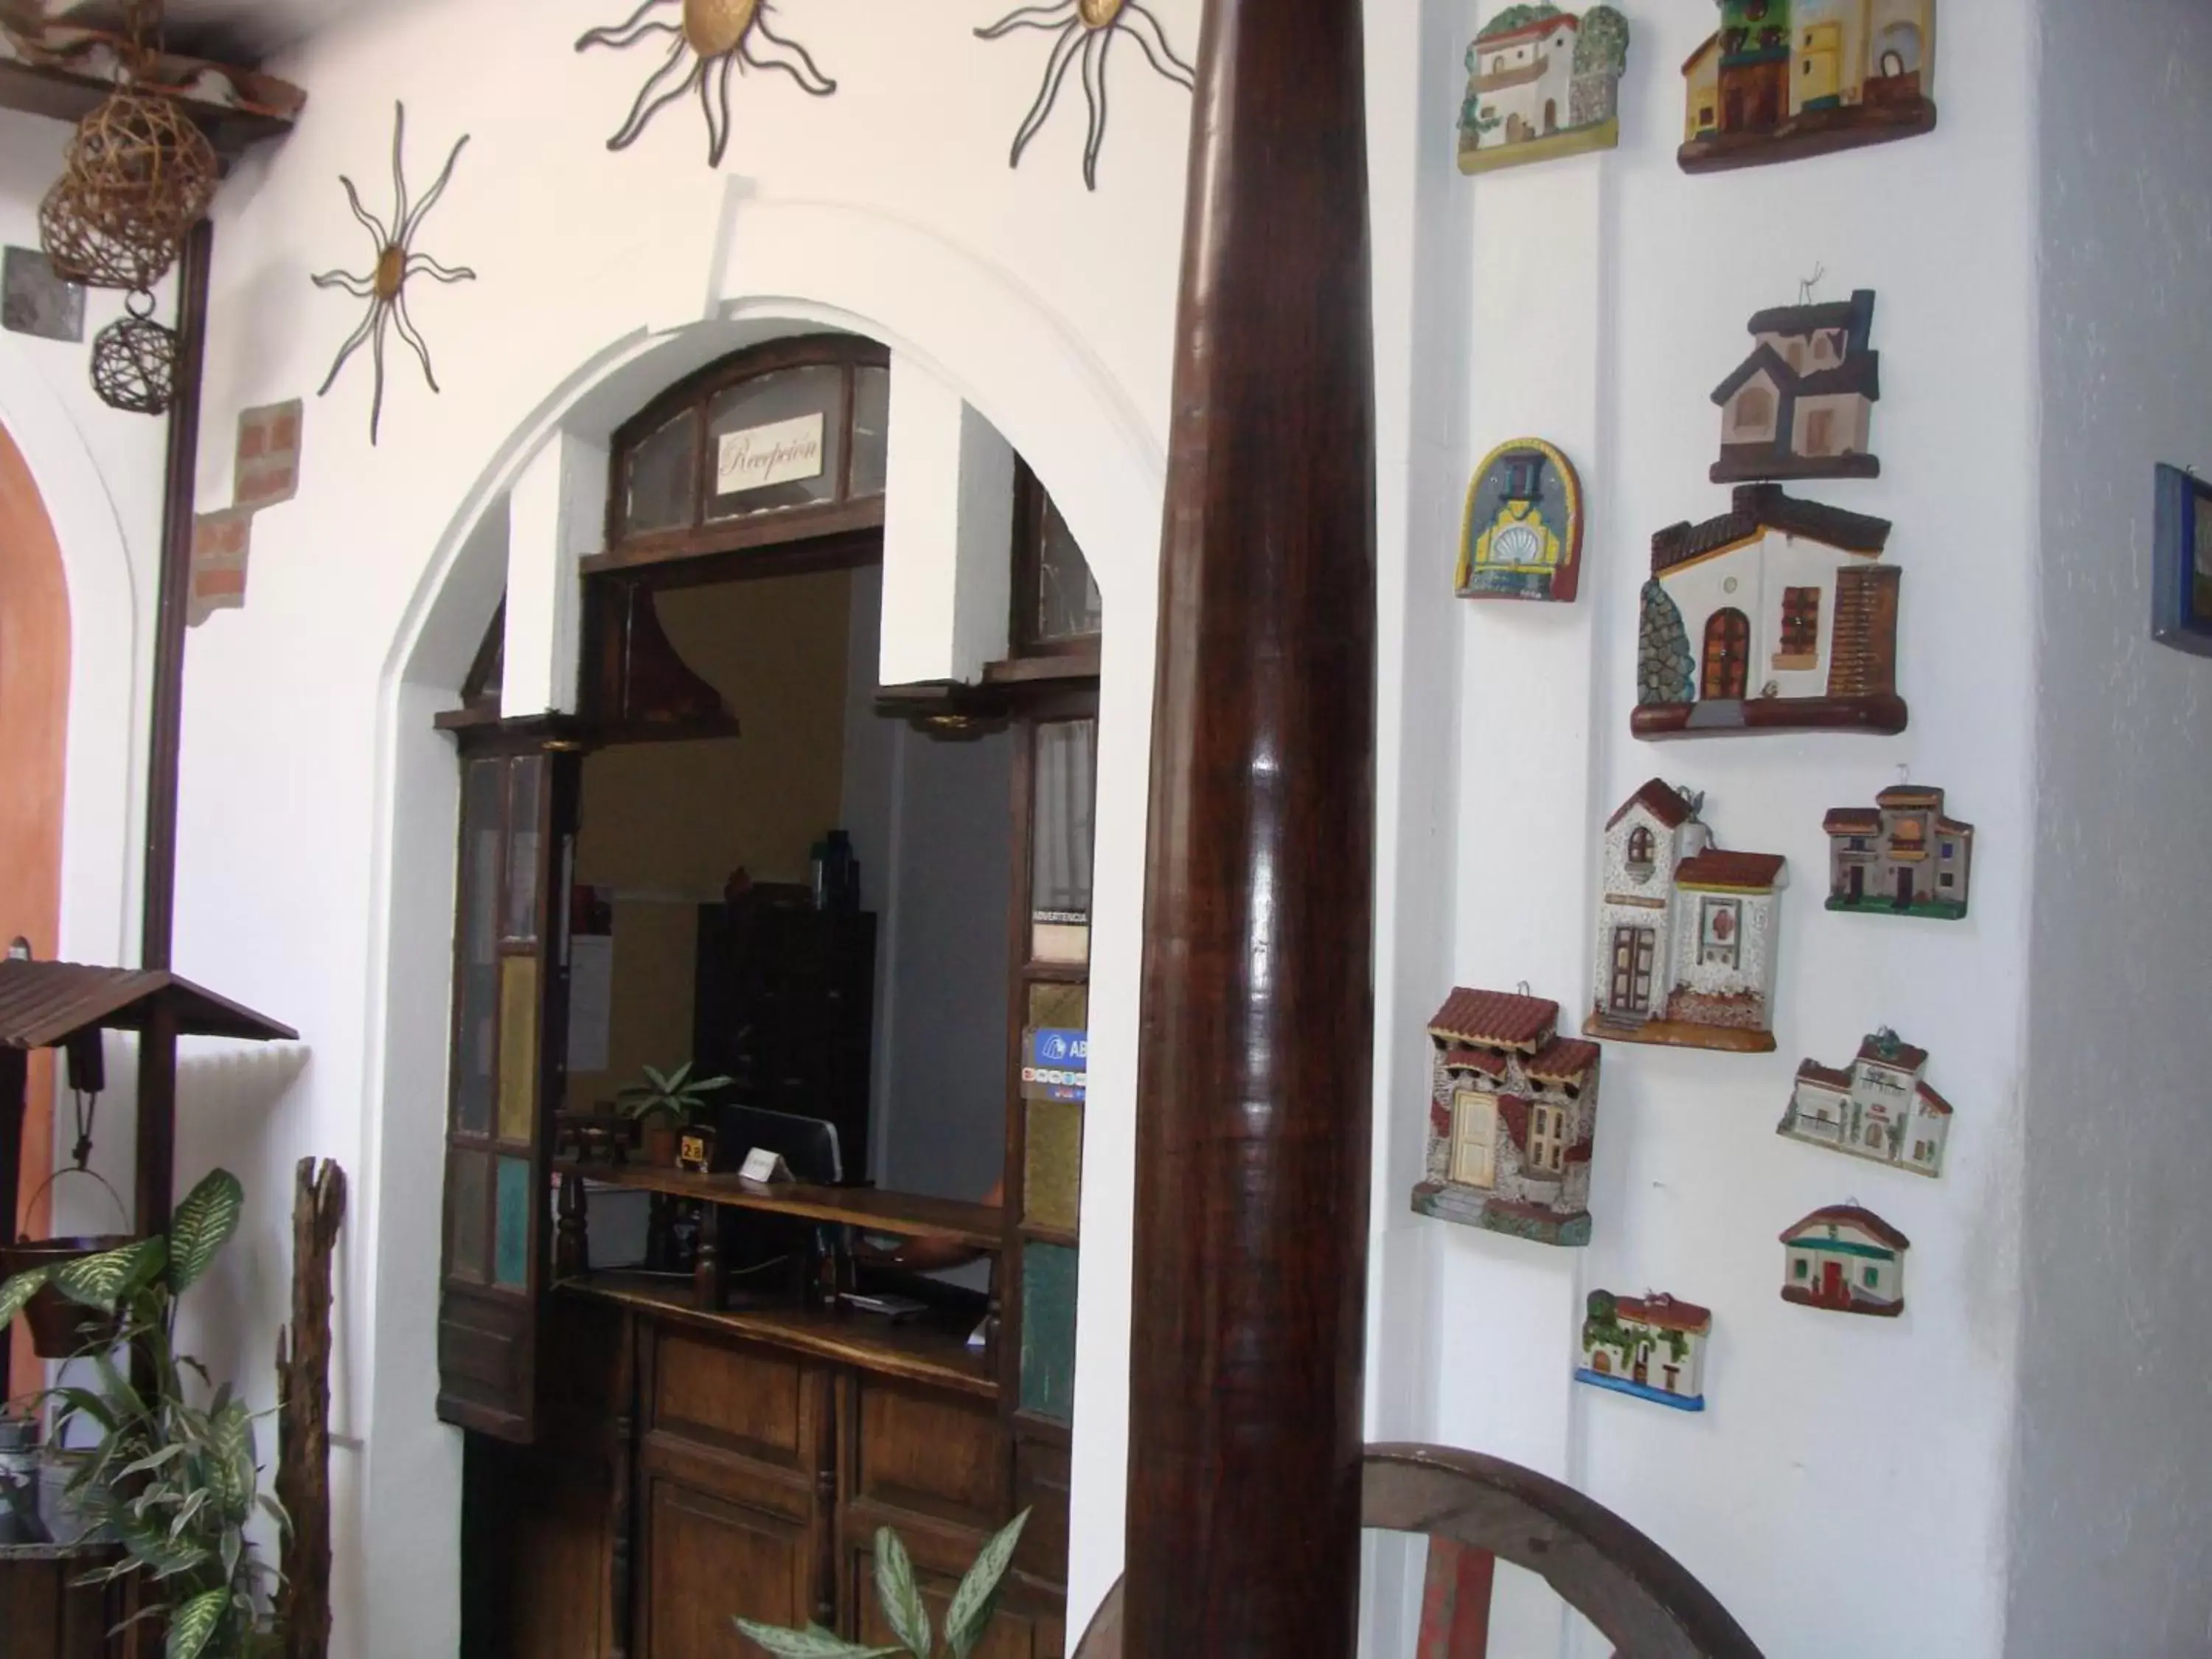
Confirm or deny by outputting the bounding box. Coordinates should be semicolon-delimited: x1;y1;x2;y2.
1075;1444;1764;1659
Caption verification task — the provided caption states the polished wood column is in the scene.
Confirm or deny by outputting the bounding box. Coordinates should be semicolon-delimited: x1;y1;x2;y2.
1123;0;1377;1649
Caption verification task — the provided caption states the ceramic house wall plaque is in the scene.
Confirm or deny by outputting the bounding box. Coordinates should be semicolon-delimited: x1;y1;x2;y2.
1711;290;1881;483
1824;785;1973;917
1680;0;1938;175
1458;4;1630;175
1412;988;1601;1245
1780;1028;1952;1178
1636;484;1905;739
1576;1290;1711;1411
1587;779;1785;1054
1781;1204;1910;1317
1456;439;1585;603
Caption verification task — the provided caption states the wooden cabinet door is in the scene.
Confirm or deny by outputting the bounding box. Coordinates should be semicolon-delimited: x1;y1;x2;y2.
851;1548;1065;1659
641;1477;815;1659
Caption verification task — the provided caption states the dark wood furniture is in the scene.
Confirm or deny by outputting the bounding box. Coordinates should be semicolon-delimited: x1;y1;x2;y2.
1073;1445;1763;1659
0;1543;128;1659
1120;0;1378;1650
692;897;876;1178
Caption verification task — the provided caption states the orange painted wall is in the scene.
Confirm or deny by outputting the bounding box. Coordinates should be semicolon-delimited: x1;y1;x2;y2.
0;418;70;1404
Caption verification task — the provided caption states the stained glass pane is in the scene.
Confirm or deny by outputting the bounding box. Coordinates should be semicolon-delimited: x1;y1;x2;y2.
1023;1100;1083;1235
448;1150;487;1284
494;1156;532;1289
502;755;543;942
1020;1243;1079;1425
1027;981;1088;1032
1030;720;1096;965
1035;497;1102;641
705;366;846;521
455;759;504;1136
624;408;698;536
849;366;889;498
497;955;540;1144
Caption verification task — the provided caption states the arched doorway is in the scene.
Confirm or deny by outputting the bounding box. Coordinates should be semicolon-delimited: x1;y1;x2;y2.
1701;608;1750;701
0;417;71;1403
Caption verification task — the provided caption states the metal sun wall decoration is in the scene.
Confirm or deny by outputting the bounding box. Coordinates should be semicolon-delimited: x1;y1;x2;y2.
976;0;1195;191
577;0;835;170
312;102;476;447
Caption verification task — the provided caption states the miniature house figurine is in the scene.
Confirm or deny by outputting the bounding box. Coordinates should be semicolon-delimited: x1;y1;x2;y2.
1712;290;1881;484
1780;1204;1910;1318
1680;0;1938;175
1458;4;1630;175
1780;1028;1952;1178
1636;484;1905;738
1456;439;1584;603
1588;780;1785;1054
1576;1290;1711;1412
1412;987;1600;1245
1824;785;1974;918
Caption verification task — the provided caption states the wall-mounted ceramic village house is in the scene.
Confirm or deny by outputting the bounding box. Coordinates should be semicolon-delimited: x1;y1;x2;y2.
1587;779;1786;1054
1576;1290;1711;1412
1781;1203;1910;1318
1824;785;1974;919
1413;987;1601;1245
1636;484;1905;738
1457;5;1631;175
1711;289;1881;483
1680;0;1939;173
1780;1028;1953;1178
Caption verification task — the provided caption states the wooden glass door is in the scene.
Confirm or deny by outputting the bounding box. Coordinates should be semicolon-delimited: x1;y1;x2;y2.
1701;608;1750;700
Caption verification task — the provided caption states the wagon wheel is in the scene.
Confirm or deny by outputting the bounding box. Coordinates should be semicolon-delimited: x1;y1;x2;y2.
1074;1442;1764;1659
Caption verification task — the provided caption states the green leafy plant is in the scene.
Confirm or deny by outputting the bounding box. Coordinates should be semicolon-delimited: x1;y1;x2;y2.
0;1169;286;1659
616;1061;732;1128
737;1510;1029;1659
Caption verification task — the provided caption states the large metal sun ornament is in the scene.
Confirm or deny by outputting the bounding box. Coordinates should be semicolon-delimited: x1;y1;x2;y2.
976;0;1195;191
311;102;476;446
577;0;835;170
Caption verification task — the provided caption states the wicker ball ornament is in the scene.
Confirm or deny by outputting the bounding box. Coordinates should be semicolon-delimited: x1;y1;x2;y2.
40;86;217;292
89;293;178;417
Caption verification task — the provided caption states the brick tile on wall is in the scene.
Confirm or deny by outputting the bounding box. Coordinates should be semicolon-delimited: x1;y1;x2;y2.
189;398;304;626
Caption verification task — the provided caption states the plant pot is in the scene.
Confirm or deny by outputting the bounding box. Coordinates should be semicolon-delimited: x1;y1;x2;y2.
642;1123;681;1169
0;1237;136;1359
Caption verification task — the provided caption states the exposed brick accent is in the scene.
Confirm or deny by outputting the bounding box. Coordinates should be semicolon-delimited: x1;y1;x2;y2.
189;398;304;627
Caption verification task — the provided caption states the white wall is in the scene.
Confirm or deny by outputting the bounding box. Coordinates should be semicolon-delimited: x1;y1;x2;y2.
2010;3;2212;1652
1397;1;2039;1655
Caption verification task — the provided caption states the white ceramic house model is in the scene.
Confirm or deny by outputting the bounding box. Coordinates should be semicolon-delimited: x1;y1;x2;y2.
1781;1028;1953;1177
1413;988;1601;1247
1781;1204;1910;1318
1589;779;1786;1053
1576;1290;1711;1413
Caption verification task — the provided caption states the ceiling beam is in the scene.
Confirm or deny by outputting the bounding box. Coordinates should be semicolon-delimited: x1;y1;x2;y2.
0;17;302;150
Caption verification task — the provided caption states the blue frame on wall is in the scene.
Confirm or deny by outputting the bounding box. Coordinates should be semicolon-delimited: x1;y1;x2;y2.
2152;463;2212;657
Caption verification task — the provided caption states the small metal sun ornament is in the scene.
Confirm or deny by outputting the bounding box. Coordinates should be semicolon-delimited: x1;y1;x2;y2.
577;0;836;170
311;102;476;446
976;0;1195;191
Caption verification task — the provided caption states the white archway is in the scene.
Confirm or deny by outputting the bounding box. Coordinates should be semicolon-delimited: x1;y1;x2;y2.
348;194;1164;1658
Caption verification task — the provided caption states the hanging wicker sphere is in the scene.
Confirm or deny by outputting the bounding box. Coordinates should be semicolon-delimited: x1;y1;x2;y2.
89;294;178;417
39;86;216;292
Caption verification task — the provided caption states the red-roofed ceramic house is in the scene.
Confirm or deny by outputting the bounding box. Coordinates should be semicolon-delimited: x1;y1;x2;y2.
1455;6;1630;176
1589;779;1786;1053
1576;1290;1711;1411
1413;987;1601;1246
1780;1027;1953;1178
1781;1205;1910;1318
1824;785;1974;919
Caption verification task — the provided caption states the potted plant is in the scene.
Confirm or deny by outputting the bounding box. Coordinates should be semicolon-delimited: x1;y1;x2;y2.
737;1511;1028;1659
619;1062;732;1168
0;1168;287;1659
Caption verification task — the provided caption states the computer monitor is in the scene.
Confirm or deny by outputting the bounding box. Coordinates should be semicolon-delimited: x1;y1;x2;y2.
717;1104;844;1186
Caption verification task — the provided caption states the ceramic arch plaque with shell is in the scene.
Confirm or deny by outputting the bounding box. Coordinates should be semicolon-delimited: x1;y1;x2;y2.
577;0;835;170
1456;438;1584;603
975;0;1196;191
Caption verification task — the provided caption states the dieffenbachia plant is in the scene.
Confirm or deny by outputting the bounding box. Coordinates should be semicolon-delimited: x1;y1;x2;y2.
737;1510;1029;1659
0;1168;287;1659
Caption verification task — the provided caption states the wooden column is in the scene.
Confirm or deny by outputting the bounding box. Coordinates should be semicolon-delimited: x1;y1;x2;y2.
0;1046;26;1404
1122;0;1377;1649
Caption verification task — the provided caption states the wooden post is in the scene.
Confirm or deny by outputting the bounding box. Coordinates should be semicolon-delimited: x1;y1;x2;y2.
0;1046;25;1405
1121;0;1377;1649
276;1158;347;1659
132;1002;177;1243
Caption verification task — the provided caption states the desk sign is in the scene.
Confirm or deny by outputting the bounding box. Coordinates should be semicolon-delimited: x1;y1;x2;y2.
739;1147;793;1185
1022;1027;1088;1104
676;1127;719;1175
717;411;825;496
